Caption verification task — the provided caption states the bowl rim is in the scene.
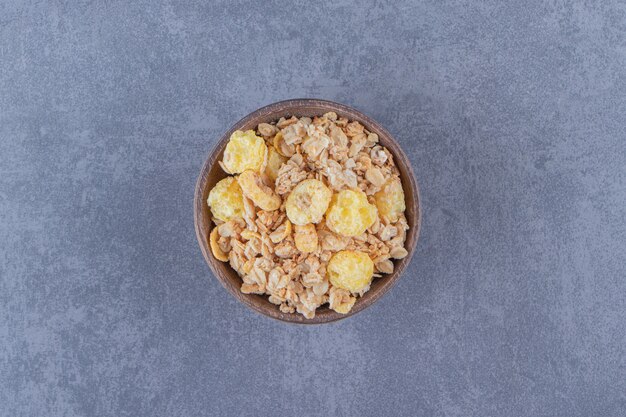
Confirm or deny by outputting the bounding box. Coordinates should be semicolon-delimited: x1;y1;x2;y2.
194;98;421;324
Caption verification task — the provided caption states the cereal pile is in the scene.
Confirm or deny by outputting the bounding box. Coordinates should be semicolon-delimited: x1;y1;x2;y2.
207;112;409;318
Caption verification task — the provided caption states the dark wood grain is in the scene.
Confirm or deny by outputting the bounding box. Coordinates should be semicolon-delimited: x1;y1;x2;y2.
194;99;421;324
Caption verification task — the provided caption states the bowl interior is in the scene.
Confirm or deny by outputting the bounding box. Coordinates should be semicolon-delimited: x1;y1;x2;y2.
194;99;421;323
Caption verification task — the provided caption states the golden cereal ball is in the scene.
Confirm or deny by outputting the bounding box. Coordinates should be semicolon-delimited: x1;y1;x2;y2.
207;177;244;222
374;178;406;223
222;130;267;174
209;228;229;262
285;179;332;225
265;145;287;182
327;250;374;293
237;170;281;211
325;189;377;237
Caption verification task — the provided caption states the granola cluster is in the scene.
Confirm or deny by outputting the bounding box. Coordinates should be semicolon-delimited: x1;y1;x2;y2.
207;112;409;318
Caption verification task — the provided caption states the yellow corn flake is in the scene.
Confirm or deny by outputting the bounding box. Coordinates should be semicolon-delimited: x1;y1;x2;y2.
265;145;287;182
222;130;267;174
374;178;406;222
209;228;229;262
207;177;244;222
237;170;281;211
325;189;377;237
294;224;318;253
273;131;284;154
327;250;374;293
285;179;332;225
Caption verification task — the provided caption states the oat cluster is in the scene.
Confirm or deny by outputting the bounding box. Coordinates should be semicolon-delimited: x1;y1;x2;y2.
207;112;409;318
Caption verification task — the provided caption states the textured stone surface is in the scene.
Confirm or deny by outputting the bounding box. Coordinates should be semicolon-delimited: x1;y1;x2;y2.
1;1;625;416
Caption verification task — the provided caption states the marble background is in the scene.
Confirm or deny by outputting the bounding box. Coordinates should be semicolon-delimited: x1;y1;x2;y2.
1;1;625;416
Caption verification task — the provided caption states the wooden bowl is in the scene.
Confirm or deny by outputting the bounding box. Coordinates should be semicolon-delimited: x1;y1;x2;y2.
194;99;421;324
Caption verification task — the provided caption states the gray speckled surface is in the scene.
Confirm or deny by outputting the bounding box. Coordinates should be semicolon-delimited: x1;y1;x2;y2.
1;1;625;416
